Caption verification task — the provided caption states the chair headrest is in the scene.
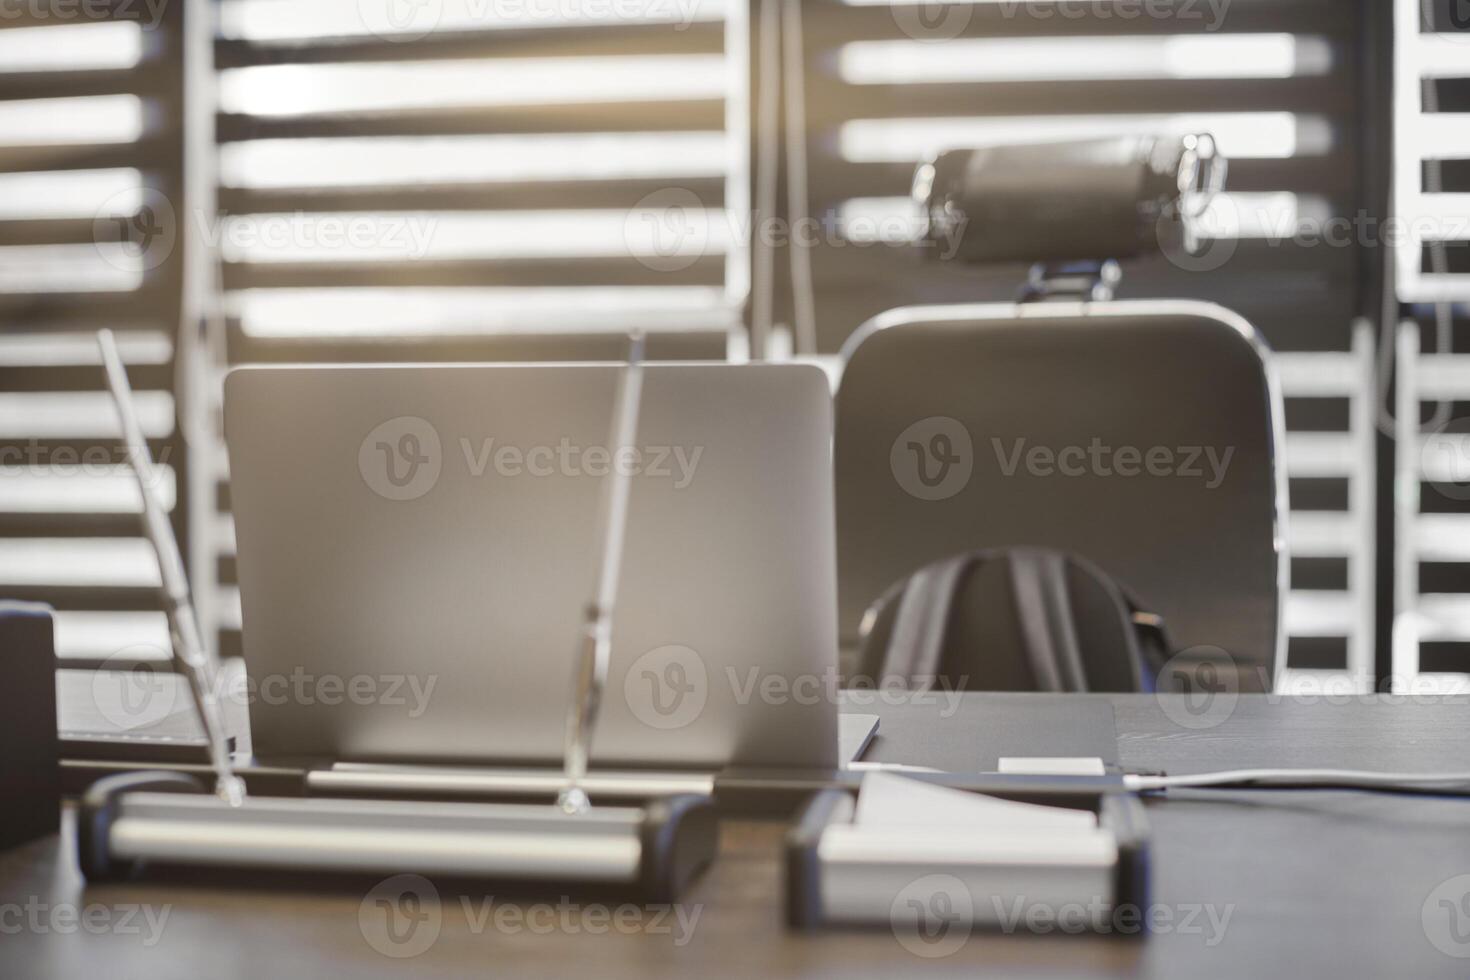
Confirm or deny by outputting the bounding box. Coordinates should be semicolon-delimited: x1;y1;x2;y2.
914;134;1225;266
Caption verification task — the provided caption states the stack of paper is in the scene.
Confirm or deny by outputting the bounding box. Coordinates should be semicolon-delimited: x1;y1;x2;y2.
816;772;1119;927
853;771;1100;834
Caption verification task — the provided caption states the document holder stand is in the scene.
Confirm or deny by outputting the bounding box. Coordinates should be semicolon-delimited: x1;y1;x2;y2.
785;786;1151;934
78;770;717;902
77;330;718;902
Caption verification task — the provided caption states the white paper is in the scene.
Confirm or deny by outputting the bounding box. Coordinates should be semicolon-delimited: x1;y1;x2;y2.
839;714;880;765
854;770;1098;833
845;761;942;774
997;756;1107;776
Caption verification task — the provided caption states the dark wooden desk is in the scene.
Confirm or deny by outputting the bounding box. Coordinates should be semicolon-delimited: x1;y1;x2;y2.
7;692;1470;978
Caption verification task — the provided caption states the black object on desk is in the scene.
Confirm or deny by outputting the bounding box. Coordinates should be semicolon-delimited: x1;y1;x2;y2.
0;602;59;850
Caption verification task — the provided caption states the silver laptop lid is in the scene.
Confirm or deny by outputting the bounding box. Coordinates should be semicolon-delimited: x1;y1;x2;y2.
224;362;838;771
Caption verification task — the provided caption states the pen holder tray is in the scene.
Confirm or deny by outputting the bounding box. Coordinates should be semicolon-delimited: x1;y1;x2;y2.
80;769;720;903
785;786;1150;935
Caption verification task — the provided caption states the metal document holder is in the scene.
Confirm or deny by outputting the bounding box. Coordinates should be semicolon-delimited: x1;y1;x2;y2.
784;785;1151;933
77;331;718;902
78;771;717;901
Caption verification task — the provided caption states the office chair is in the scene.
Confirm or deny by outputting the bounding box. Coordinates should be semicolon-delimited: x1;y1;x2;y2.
835;137;1287;694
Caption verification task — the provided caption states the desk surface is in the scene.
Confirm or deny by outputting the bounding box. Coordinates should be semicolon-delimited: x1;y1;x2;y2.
8;691;1470;979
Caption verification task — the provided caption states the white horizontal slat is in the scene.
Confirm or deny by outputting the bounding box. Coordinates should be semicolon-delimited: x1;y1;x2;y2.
0;22;142;73
0;331;171;367
839;112;1324;164
837;197;924;243
1415;513;1470;563
220;56;727;117
839;34;1322;84
1415;594;1470;643
1419;433;1470;485
1288;511;1358;559
1193;192;1334;241
217;0;727;41
1273;350;1363;397
215;514;237;556
231;286;736;337
0;465;176;513
220;132;728;189
0;96;144;147
836;193;1326;245
1285;590;1355;637
1415;354;1470;401
0;244;144;293
0;539;159;588
218;586;242;633
208;442;231;482
1405;193;1470;237
1417;33;1470;79
219;210;731;264
1284;432;1357;479
1409;113;1470;159
52;610;172;663
1397;272;1470;305
0;392;173;440
0;169;143;221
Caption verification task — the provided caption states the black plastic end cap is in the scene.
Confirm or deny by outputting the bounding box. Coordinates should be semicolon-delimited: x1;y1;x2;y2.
638;793;720;904
784;789;855;930
76;771;205;881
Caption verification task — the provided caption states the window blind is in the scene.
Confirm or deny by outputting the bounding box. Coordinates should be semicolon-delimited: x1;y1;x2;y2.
205;0;752;657
798;0;1375;688
0;10;186;672
1392;0;1470;692
212;0;748;357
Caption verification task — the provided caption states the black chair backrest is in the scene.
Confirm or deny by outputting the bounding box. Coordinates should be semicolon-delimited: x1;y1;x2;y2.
835;300;1286;693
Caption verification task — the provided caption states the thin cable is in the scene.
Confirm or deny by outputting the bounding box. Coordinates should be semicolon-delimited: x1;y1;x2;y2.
781;0;818;356
750;0;781;359
1126;768;1470;796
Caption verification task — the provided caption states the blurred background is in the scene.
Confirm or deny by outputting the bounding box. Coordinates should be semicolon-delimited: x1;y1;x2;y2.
0;0;1465;694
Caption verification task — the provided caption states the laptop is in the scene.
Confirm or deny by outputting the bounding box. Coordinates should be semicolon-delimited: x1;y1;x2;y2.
223;362;839;772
